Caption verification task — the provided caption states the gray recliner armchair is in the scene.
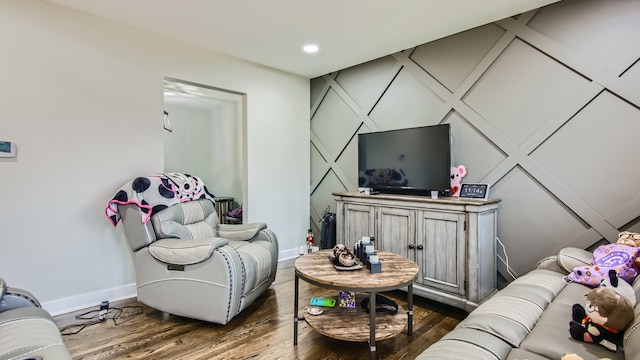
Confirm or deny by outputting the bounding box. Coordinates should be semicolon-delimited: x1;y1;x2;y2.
0;278;72;359
119;198;278;325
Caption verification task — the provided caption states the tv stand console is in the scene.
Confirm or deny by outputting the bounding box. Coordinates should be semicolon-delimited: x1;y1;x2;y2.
333;191;501;311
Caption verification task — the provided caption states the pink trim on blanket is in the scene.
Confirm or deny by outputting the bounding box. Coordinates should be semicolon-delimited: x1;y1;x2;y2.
105;199;153;227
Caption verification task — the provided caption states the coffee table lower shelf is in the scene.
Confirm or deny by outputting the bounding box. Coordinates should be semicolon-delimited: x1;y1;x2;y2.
304;295;407;342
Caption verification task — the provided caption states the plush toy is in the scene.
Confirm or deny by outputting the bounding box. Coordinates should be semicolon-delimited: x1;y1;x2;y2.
450;165;467;197
569;287;634;352
599;269;636;304
616;231;640;270
568;243;640;286
617;231;640;247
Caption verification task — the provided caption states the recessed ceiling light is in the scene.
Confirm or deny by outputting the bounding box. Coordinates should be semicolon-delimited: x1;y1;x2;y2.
303;44;319;53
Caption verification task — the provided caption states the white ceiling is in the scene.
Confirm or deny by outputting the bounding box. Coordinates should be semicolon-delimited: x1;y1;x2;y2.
44;0;561;78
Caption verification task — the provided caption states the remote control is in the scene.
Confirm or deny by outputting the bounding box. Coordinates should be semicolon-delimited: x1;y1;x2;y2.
310;297;336;307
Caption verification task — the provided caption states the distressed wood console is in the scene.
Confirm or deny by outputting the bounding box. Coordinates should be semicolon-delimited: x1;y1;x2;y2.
333;191;500;311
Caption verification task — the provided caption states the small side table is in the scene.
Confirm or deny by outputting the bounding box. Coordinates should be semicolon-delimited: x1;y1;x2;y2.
225;215;242;225
214;197;234;224
294;250;418;359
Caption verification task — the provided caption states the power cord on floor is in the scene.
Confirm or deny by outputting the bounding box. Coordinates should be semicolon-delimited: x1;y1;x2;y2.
60;304;143;335
496;236;518;281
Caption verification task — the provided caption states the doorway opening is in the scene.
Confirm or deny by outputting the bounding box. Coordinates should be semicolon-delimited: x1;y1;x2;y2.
163;78;246;223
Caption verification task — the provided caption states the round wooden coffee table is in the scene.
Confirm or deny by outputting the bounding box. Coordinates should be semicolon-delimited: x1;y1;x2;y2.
293;250;418;359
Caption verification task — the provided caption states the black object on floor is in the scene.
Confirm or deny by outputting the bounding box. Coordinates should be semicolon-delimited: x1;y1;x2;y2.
320;210;336;250
361;294;398;315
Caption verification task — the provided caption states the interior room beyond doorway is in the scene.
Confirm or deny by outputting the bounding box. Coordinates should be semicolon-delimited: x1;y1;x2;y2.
163;78;245;222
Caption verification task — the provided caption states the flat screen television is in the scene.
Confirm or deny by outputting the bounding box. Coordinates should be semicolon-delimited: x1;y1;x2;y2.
358;124;451;196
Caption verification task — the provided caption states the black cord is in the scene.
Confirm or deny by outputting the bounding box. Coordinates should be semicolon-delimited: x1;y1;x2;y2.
60;305;143;335
112;305;144;325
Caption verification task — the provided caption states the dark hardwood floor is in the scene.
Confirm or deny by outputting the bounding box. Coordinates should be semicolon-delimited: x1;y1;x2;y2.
55;258;468;359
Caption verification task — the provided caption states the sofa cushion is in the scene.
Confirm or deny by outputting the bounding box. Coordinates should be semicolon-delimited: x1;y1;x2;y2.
519;282;625;360
151;200;218;240
506;348;552;360
457;270;566;347
458;287;542;347
228;240;274;295
508;269;568;299
415;328;513;360
0;306;72;360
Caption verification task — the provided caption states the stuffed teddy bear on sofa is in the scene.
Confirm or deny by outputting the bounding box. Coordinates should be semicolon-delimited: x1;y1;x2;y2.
617;230;640;247
617;230;640;274
450;165;467;197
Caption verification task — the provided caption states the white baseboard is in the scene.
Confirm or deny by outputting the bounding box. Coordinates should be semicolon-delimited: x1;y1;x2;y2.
278;247;301;261
279;246;324;261
43;248;303;316
42;283;137;317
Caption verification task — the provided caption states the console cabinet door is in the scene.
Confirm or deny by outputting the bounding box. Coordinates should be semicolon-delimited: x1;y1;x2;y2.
376;206;414;259
343;203;376;248
415;210;466;296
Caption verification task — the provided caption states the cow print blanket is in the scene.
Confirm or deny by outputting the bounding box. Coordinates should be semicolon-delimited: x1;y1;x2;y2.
106;173;215;226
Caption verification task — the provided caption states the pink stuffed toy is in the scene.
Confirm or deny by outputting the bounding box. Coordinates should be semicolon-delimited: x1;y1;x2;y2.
450;165;467;197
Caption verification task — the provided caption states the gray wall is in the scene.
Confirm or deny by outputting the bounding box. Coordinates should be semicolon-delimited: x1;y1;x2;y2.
310;0;640;277
0;0;309;314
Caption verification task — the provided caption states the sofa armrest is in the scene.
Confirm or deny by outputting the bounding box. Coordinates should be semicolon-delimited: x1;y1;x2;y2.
0;279;42;312
555;247;593;274
534;256;565;273
217;223;268;241
535;247;594;275
148;237;229;265
0;306;72;360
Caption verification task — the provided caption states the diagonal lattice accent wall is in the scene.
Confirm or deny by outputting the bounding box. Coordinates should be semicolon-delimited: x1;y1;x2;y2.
310;0;640;276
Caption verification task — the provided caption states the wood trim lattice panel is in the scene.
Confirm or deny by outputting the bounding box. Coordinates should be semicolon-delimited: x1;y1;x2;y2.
310;0;640;276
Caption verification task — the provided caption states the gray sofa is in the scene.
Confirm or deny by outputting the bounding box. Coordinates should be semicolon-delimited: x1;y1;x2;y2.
0;278;72;360
417;247;640;360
